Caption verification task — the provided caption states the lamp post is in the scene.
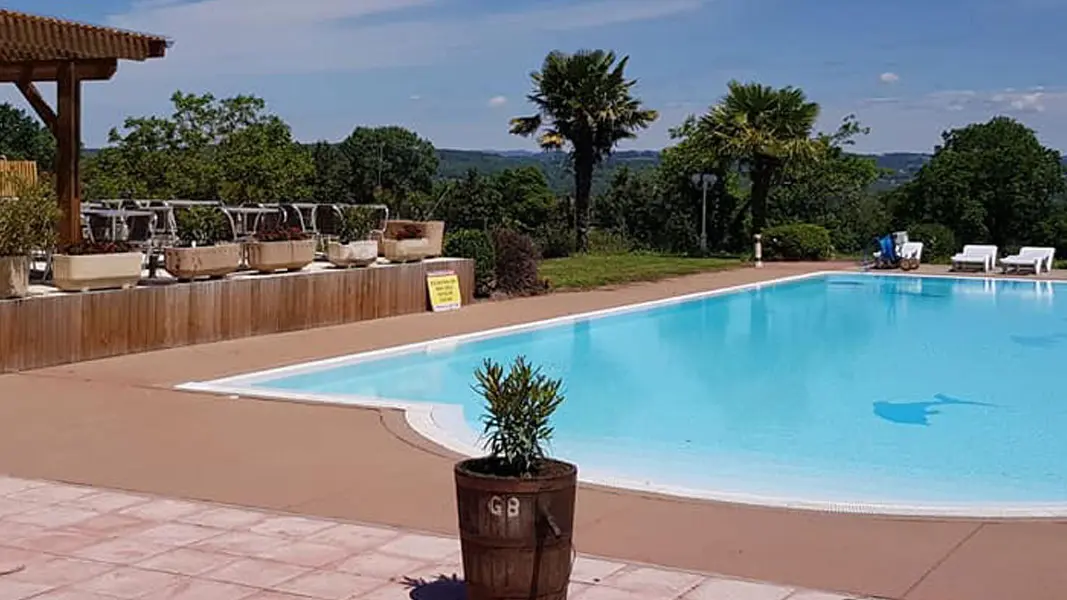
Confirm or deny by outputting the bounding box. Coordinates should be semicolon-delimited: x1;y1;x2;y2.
690;173;718;252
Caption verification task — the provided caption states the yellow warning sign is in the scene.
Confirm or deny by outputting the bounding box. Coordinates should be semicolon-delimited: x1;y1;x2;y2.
427;270;462;312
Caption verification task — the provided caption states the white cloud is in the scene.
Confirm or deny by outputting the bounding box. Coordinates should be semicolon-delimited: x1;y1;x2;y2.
487;95;508;108
859;87;1067;115
409;94;422;101
879;72;900;84
105;0;708;79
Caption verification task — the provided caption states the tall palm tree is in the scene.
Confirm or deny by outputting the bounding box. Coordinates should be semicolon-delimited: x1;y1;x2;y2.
510;50;658;252
700;81;822;233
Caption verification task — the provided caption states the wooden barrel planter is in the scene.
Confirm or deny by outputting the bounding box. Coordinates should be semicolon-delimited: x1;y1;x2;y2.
454;458;577;600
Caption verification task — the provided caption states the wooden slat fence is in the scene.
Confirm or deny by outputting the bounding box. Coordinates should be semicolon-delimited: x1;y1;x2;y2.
0;259;474;373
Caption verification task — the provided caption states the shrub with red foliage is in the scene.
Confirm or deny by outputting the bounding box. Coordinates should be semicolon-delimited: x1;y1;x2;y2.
254;227;309;242
492;228;545;296
60;240;135;255
393;223;426;241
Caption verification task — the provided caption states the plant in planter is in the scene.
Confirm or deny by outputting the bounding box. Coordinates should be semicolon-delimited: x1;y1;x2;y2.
326;206;379;268
0;180;61;299
455;356;575;600
53;239;144;292
385;218;445;257
164;206;240;282
246;226;316;274
382;222;432;263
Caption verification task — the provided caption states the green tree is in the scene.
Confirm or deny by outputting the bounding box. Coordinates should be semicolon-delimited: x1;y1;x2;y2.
510;49;658;252
493;166;558;232
0;103;55;168
338;126;438;203
700;80;822;234
890;117;1066;250
83;91;311;203
309;141;351;203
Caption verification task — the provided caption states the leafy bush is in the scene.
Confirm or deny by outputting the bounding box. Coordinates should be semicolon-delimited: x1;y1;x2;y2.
393;222;425;240
337;206;378;243
174;206;231;247
762;223;833;261
445;229;495;297
586;228;633;255
474;356;564;477
0;179;60;256
493;228;543;295
61;240;134;255
254;227;309;242
534;224;574;259
907;223;956;261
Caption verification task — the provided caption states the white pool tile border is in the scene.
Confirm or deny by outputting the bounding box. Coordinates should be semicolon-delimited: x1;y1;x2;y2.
177;270;1067;519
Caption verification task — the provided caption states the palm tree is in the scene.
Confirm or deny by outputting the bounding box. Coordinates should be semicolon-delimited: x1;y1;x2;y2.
700;81;822;233
510;50;658;252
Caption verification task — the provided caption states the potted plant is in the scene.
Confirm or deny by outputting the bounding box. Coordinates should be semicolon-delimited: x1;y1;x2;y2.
381;222;432;263
163;206;241;281
245;226;316;274
455;357;576;600
385;219;445;257
0;180;61;299
53;240;144;292
326;206;379;268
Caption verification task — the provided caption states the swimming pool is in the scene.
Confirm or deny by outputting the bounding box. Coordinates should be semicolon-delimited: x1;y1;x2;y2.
181;273;1067;516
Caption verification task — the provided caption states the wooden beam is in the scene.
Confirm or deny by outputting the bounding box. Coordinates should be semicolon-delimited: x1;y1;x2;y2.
55;61;82;247
14;79;57;135
0;59;117;83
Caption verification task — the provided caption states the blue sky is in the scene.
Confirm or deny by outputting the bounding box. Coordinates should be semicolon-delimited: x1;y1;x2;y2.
4;0;1067;153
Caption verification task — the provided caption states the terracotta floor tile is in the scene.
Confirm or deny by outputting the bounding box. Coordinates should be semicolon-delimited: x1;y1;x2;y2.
277;571;387;600
571;585;649;600
571;557;628;584
178;507;267;530
240;593;311;600
204;557;310;588
71;514;154;537
31;590;118;600
0;546;47;574
351;581;414;600
786;592;857;600
192;532;287;557
70;491;151;513
136;548;240;577
375;535;459;562
249;516;335;539
0;522;44;540
73;538;172;565
305;525;398;552
73;566;183;599
128;523;226;547
5;484;95;505
255;540;352;568
604;567;705;597
6;529;101;554
7;506;99;528
333;552;427;580
683;578;795;600
142;578;258;600
569;582;594;598
120;500;205;522
8;557;114;586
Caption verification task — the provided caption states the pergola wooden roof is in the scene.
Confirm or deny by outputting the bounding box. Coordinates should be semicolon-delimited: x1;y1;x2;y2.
0;9;169;245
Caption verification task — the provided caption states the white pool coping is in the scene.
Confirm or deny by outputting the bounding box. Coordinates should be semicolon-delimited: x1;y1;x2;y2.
177;270;1067;519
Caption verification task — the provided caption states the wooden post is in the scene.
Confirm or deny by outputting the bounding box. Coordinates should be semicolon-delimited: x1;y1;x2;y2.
55;61;82;247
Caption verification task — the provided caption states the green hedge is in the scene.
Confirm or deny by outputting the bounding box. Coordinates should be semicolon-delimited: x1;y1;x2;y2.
907;223;956;261
763;223;833;261
444;229;495;297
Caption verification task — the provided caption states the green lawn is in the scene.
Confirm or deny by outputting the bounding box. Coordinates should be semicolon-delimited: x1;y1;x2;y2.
539;253;742;290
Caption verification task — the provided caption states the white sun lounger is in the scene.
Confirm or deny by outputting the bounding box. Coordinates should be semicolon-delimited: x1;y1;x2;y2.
900;241;924;263
1000;247;1055;274
951;245;997;273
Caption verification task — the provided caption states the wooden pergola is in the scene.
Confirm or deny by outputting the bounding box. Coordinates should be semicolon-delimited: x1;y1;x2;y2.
0;9;169;245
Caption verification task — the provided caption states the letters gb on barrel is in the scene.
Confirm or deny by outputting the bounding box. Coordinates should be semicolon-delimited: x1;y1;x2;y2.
454;458;578;600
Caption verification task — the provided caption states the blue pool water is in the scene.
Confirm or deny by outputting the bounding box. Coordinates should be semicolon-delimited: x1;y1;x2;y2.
254;274;1067;506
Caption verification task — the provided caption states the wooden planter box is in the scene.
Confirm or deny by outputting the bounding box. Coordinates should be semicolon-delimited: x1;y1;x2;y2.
52;252;143;292
326;240;378;268
164;244;242;281
385;220;444;257
245;239;316;273
382;238;431;263
0;255;29;299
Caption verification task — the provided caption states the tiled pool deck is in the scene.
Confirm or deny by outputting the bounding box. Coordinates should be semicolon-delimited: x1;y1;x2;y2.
0;476;861;600
2;263;1067;600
